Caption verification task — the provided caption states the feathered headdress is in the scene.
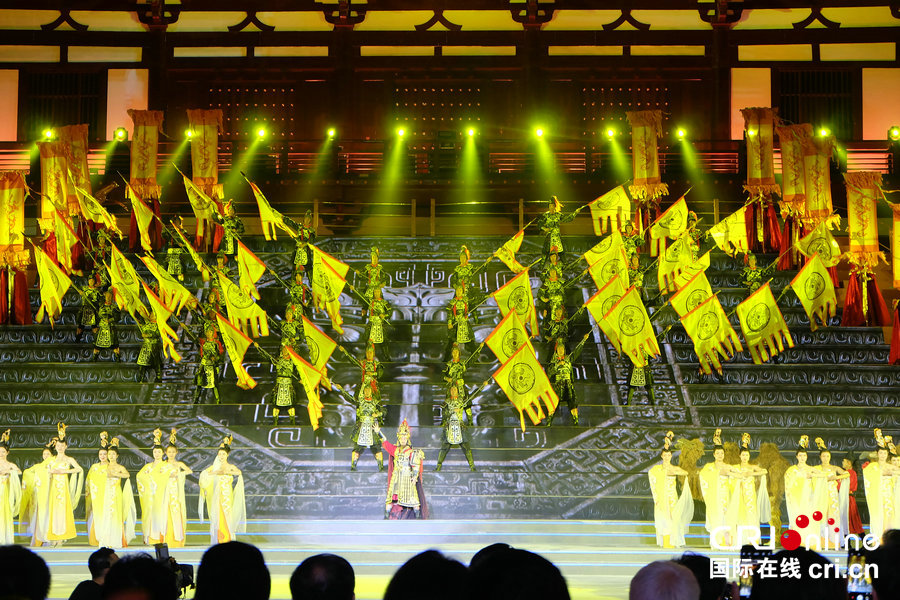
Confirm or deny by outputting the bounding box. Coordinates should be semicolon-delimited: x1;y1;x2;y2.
57;422;67;442
740;432;752;450
168;428;178;449
0;429;10;450
662;431;674;452
712;428;723;451
797;435;809;452
815;437;828;452
152;428;163;449
219;435;233;452
108;437;120;452
875;428;887;450
886;436;897;457
99;431;109;450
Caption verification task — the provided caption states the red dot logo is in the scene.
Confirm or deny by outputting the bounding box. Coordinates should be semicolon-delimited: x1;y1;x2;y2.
827;518;835;526
812;511;823;521
796;515;809;529
782;529;801;551
834;527;840;533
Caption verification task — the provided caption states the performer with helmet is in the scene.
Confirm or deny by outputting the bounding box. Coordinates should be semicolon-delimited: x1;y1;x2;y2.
375;420;427;519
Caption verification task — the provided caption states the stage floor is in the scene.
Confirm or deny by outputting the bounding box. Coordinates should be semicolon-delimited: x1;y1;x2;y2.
28;519;850;600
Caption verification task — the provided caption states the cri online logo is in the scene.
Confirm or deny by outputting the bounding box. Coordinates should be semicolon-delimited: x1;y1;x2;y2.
780;511;839;551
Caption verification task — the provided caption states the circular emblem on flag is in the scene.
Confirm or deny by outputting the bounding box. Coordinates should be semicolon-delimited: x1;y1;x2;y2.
47;266;59;290
747;303;771;333
662;210;684;232
804;272;826;301
117;257;135;286
807;237;832;260
663;242;681;264
698;310;720;341
314;269;339;302
600;258;621;283
502;329;526;358
594;194;617;210
592;236;613;255
509;363;535;394
306;336;320;364
228;283;254;309
601;294;622;317
618;305;645;336
508;287;531;317
686;289;709;313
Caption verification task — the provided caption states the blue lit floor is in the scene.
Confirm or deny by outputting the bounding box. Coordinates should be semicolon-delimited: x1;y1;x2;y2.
29;520;849;600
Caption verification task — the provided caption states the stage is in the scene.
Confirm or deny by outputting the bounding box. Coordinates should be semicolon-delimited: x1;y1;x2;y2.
29;519;850;600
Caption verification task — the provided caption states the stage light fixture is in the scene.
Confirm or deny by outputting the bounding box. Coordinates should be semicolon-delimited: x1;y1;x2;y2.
256;127;267;139
606;128;617;138
676;127;687;139
42;128;55;140
889;126;900;141
746;129;757;137
185;129;194;139
397;127;406;138
467;127;476;137
818;127;831;137
535;127;544;138
327;128;336;138
114;127;128;141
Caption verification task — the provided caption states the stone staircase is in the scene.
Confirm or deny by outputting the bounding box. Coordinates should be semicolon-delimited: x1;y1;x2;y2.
1;235;896;522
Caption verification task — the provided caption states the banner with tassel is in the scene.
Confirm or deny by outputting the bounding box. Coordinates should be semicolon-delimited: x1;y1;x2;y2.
680;294;743;375
626;110;668;201
775;123;813;219
736;282;794;364
186;109;224;199
742;108;780;197
843;171;884;268
801;133;838;228
127;110;164;200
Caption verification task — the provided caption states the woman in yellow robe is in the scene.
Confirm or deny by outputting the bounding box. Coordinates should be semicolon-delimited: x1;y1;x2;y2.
0;430;23;545
647;432;693;548
726;433;770;547
19;439;55;546
699;429;736;548
85;432;110;546
784;435;820;546
46;424;84;546
138;429;191;547
93;438;136;548
812;437;849;547
198;436;246;544
863;429;900;540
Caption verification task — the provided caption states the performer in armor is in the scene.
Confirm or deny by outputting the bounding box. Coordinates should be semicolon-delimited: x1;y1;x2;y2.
536;195;584;257
75;275;101;342
546;334;590;426
279;306;301;353
288;271;311;319
137;312;163;382
214;200;245;255
647;432;692;548
622;220;644;261
364;287;391;361
741;254;773;294
271;346;299;426
363;246;387;300
92;291;121;362
335;383;383;471
538;261;584;322
163;226;185;281
341;342;384;409
543;304;584;355
444;286;481;360
375;420;427;519
194;326;224;405
435;382;482;472
626;349;656;405
450;245;487;303
443;342;482;394
627;254;647;301
285;210;316;275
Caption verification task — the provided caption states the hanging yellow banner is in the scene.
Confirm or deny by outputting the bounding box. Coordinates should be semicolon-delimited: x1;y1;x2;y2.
626;110;668;201
801;134;837;227
0;172;27;260
492;343;559;432
741;107;780;197
186;109;224;199
775;123;813;219
843;171;883;268
128;109;164;200
38;141;73;228
892;204;900;290
58;124;91;200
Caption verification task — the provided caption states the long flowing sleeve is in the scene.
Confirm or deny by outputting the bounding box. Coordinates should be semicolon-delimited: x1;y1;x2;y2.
672;478;695;547
232;474;247;535
9;472;21;517
838;477;850;538
757;474;771;522
123;478;137;544
68;464;84;510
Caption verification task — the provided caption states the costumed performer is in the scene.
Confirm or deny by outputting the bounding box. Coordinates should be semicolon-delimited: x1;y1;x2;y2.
546;334;589;426
0;430;22;545
784;435;819;546
435;381;486;472
726;433;770;547
198;435;246;544
841;453;864;536
699;429;736;548
812;437;849;547
375;420;428;520
19;438;55;547
863;428;900;540
93;437;136;548
335;383;383;472
46;423;84;547
85;432;110;546
647;431;693;548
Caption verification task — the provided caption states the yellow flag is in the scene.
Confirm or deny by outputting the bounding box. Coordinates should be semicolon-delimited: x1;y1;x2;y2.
790;254;837;331
485;310;534;364
246;179;295;241
492;343;559;432
301;315;337;375
584;273;628;353
492;269;538;335
219;272;269;338
73;182;119;234
709;206;749;257
286;347;325;430
179;170;217;241
589;185;631;235
672;250;711;290
650;195;689;241
310;245;349;335
604;286;660;367
681;295;743;375
215;312;257;390
171;224;210;279
53;210;77;274
33;244;71;325
126;182;155;253
736;282;794;364
141;282;182;362
139;254;193;316
108;245;145;318
587;232;629;291
669;271;714;318
796;221;841;268
495;228;526;274
656;233;693;293
236;240;267;300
